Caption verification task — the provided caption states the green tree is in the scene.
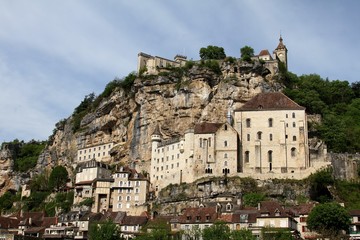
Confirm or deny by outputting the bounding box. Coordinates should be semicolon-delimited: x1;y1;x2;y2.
199;46;226;60
230;229;256;240
49;166;69;191
240;46;254;62
307;202;350;238
30;170;50;192
89;220;121;240
0;191;17;212
309;168;334;203
202;221;230;240
135;218;171;240
261;227;294;240
243;193;266;207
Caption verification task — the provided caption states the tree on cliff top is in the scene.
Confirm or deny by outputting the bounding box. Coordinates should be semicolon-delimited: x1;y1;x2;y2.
199;45;226;60
240;45;254;62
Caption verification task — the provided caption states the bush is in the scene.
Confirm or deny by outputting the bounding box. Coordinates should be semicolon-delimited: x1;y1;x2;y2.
243;193;266;207
199;60;221;74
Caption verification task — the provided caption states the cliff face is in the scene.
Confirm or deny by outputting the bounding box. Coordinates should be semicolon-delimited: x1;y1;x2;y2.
1;60;283;193
45;62;282;170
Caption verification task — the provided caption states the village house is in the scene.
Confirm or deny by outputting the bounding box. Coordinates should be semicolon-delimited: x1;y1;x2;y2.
111;166;150;215
349;209;360;239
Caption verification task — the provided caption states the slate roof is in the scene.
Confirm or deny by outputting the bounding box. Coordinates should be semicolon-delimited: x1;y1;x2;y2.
275;36;287;50
114;166;147;180
236;92;305;111
194;123;223;134
122;216;148;226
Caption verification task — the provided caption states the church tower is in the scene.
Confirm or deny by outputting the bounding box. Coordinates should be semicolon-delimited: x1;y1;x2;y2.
273;35;288;70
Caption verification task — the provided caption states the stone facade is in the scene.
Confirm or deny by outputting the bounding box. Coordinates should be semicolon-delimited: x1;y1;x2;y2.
150;122;238;192
111;166;149;215
151;92;330;192
234;92;309;176
77;142;114;162
137;52;187;75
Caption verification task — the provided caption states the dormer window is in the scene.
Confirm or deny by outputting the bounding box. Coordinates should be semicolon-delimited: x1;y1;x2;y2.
226;203;233;211
196;216;201;222
186;216;191;221
275;209;281;216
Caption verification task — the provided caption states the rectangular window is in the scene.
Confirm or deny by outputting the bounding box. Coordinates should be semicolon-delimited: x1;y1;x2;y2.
246;118;251;128
247;134;250;141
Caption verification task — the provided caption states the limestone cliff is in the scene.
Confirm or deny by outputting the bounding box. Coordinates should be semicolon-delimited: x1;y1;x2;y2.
44;60;282;173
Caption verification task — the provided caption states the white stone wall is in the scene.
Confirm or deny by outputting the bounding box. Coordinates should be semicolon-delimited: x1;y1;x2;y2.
77;142;114;162
234;109;309;175
112;171;149;215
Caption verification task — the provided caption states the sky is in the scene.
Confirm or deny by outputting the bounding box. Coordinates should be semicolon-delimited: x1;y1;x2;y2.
0;0;359;143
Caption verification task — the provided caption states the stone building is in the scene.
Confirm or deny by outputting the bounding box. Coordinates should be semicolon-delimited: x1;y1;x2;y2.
137;52;187;75
150;122;238;193
234;92;310;178
77;142;114;162
111;166;150;215
73;159;112;209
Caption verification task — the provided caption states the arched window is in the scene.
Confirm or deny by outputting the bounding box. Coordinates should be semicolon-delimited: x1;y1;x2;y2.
292;112;296;118
245;151;250;163
291;147;296;157
268;118;273;127
224;141;228;147
257;131;262;140
246;118;251;128
224;124;228;130
224;161;228;166
224;153;228;158
268;150;273;171
293;136;297;141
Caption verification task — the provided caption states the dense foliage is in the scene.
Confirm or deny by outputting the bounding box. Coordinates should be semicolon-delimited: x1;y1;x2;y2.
0;191;19;212
261;227;294;240
1;139;46;172
49;165;69;191
199;45;226;60
307;202;350;238
89;220;122;240
283;74;360;153
308;168;334;203
240;45;254;62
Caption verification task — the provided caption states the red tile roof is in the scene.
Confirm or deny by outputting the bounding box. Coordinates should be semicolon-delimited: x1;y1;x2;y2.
259;49;271;56
237;92;305;111
290;203;315;216
194;123;223;134
179;207;218;224
0;216;20;229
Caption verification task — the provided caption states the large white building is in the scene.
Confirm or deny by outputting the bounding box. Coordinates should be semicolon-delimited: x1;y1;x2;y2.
150;92;326;192
234;92;309;176
150;122;238;193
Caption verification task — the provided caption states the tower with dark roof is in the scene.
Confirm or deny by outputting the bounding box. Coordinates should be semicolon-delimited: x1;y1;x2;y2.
273;35;288;70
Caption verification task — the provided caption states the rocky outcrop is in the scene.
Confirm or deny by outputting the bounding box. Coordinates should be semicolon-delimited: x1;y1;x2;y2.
44;61;282;171
0;60;283;193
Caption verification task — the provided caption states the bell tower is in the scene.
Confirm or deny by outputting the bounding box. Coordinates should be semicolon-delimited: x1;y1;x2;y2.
273;35;288;70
